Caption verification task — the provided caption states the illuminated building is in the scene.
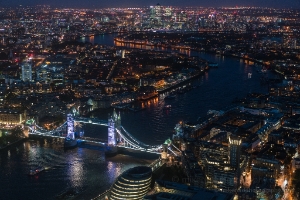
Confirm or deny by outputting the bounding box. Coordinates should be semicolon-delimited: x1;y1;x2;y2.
164;7;172;17
154;3;162;22
121;50;125;59
196;141;248;190
149;3;163;25
149;6;156;19
110;166;152;200
145;180;234;200
251;156;281;179
36;68;51;83
0;109;26;125
228;135;242;168
21;62;32;82
178;11;187;23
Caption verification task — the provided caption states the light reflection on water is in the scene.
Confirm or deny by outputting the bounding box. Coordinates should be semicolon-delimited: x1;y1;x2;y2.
107;161;123;183
67;149;85;188
0;140;156;200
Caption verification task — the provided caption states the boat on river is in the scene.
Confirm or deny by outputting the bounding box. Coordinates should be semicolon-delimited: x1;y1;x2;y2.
164;105;172;109
28;166;45;176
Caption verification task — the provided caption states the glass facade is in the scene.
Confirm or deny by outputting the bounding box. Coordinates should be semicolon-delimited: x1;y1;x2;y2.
110;166;152;199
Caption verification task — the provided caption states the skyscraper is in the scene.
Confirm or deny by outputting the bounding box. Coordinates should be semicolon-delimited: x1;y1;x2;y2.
21;62;32;82
149;6;155;19
228;135;242;168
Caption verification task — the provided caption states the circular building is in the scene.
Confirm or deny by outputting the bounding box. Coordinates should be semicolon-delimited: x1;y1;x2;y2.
110;166;152;200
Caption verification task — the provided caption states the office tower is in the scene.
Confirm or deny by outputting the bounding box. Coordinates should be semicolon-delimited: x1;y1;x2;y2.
228;135;242;168
21;62;32;82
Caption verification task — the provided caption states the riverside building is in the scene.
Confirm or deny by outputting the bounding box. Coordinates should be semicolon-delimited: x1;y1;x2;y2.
145;180;234;200
109;166;152;200
196;139;248;190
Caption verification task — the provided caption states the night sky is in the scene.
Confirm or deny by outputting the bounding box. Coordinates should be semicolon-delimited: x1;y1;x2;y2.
0;0;299;8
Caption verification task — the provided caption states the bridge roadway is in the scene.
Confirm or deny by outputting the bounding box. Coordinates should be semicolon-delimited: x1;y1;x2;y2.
29;131;162;155
74;117;108;126
28;127;163;154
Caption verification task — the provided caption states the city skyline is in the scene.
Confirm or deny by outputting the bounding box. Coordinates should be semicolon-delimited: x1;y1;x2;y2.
1;0;299;9
0;3;300;200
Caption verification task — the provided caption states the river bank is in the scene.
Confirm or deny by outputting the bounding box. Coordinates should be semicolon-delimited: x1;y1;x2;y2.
157;70;207;94
106;69;208;112
113;35;279;74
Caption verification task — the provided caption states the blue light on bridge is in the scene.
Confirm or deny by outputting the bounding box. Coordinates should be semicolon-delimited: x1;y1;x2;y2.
28;111;165;155
67;114;75;140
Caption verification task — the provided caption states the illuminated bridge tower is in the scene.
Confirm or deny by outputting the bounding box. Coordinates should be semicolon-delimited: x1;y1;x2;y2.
67;113;75;139
114;110;121;133
108;116;116;146
108;109;121;146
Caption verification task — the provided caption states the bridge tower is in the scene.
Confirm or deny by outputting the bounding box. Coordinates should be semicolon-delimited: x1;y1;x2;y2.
115;110;121;143
108;117;116;145
66;113;75;139
108;109;121;146
114;110;121;131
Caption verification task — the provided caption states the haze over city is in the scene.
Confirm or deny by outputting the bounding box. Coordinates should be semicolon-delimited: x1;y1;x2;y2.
1;0;299;8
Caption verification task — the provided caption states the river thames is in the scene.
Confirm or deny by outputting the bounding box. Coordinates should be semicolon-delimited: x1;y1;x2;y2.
0;34;273;200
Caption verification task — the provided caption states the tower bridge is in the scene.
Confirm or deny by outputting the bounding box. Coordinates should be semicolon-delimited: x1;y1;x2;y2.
27;110;179;156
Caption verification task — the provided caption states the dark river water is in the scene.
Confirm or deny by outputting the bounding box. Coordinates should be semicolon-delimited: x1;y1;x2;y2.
0;34;273;200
